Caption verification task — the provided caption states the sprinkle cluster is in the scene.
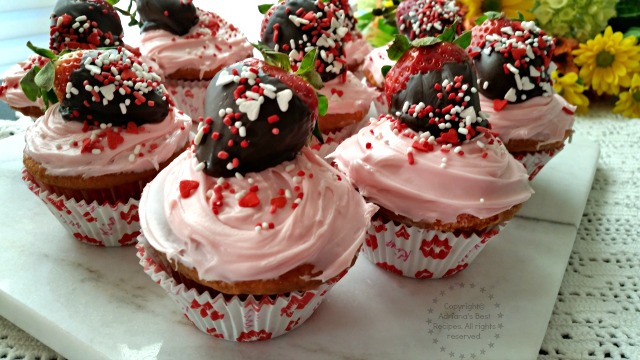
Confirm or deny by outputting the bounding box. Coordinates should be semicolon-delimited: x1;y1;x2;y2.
366;114;504;165
183;9;224;39
63;48;168;120
50;2;123;53
397;0;461;40
265;0;349;80
394;75;488;145
180;154;343;231
470;21;556;107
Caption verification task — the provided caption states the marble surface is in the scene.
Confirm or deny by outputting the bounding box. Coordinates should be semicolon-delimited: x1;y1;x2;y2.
0;130;598;360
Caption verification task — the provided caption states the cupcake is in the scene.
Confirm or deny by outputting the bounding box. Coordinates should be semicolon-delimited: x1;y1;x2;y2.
22;47;190;246
137;57;376;341
331;35;532;279
0;0;126;118
136;0;253;122
260;0;378;155
0;55;48;118
468;15;575;179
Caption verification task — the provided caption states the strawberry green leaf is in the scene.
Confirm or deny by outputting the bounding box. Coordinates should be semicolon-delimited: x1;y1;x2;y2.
105;0;120;5
26;41;57;60
436;24;456;43
381;65;392;78
252;42;292;72
453;31;471;49
387;34;411;61
317;92;328;116
516;11;525;21
475;11;502;24
411;37;441;47
295;49;324;89
258;4;273;14
20;67;41;102
34;61;55;91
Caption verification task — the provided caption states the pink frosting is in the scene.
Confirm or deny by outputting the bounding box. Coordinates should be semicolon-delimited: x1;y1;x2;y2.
0;55;47;110
330;116;532;223
24;104;191;177
345;35;373;68
479;93;575;146
138;9;253;79
362;44;395;89
139;147;377;283
318;71;378;115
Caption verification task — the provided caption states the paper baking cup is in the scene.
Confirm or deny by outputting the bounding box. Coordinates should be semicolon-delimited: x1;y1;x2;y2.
512;148;561;181
136;240;345;341
22;170;140;247
164;79;209;125
362;218;502;279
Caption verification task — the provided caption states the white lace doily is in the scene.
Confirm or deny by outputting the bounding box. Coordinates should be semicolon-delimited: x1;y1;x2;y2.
1;103;639;359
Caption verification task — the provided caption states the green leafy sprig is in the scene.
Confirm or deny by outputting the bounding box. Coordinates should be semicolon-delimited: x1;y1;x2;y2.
355;1;399;47
258;3;273;14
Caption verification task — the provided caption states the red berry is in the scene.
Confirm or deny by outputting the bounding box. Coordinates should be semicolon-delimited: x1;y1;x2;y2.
469;16;512;49
384;42;470;105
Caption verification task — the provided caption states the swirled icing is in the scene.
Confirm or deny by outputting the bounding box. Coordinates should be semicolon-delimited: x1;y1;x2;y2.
138;9;252;79
24;104;190;177
330;115;532;223
139;147;377;282
318;71;378;115
479;93;575;145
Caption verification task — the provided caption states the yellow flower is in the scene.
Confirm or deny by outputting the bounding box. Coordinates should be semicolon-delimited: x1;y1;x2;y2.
573;27;640;96
460;0;535;22
552;71;590;114
613;73;640;119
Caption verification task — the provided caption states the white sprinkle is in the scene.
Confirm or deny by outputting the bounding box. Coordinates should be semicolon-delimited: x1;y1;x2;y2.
128;154;135;162
504;88;518;102
194;162;205;172
235;172;244;180
134;144;141;154
255;226;262;232
483;81;489;90
285;164;295;172
477;141;486;149
480;198;485;203
458;128;468;135
453;146;462;153
218;109;226;118
239;126;247;138
119;103;127;114
506;63;519;74
91;149;101;154
226;163;234;170
194;129;204;145
206;190;213;198
285;189;292;199
217;178;225;185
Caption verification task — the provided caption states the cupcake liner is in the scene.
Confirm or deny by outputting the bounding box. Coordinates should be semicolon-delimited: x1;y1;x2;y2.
164;79;210;127
512;148;561;181
22;169;140;247
361;218;502;279
136;239;346;341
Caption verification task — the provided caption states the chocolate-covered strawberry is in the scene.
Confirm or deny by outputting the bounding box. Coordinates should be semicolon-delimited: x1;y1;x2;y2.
54;48;170;125
195;58;318;178
50;0;125;53
136;0;199;36
261;0;349;82
469;16;555;107
396;0;463;40
385;33;488;145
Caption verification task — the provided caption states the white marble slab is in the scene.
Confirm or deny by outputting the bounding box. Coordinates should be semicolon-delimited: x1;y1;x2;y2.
0;127;595;360
517;135;600;227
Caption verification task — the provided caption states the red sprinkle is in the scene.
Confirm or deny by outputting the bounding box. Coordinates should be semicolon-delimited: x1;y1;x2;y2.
179;180;199;198
238;192;260;208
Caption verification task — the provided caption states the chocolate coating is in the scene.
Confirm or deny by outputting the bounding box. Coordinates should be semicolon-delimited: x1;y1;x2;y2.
197;61;315;178
60;49;169;126
136;0;198;36
261;0;347;82
389;62;488;143
473;45;552;103
50;0;124;53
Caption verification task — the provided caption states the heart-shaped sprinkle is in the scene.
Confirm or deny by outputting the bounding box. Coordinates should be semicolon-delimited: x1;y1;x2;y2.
179;180;199;198
276;89;293;112
106;130;124;150
238;192;260;208
493;99;508;111
239;100;261;121
215;70;235;86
